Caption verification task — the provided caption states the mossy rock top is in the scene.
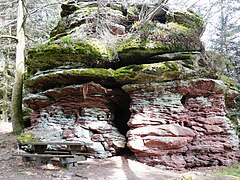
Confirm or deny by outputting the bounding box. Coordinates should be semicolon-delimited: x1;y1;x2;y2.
25;60;194;92
27;37;117;75
25;68;117;93
166;10;205;36
25;54;214;93
117;22;202;65
27;1;204;76
114;60;199;85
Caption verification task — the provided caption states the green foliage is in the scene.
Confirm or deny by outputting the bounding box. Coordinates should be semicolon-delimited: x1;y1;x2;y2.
200;52;238;90
213;163;240;178
229;94;240;136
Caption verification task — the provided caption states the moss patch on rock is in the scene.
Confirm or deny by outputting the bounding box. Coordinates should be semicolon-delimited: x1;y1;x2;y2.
166;10;205;35
114;61;197;85
117;22;202;65
17;132;40;143
27;37;116;75
25;68;117;93
219;75;238;91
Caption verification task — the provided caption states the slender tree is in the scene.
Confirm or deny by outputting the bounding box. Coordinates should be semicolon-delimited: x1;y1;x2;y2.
11;0;26;133
206;0;240;56
0;0;61;131
210;0;240;85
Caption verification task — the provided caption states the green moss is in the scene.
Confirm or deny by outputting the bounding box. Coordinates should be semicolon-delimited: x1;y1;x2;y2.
25;68;116;93
87;39;116;60
61;35;74;43
75;6;97;13
18;132;40;143
27;38;114;75
117;22;201;63
114;61;191;85
219;75;238;90
166;10;204;35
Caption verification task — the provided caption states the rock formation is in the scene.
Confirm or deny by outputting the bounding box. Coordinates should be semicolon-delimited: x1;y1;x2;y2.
124;79;239;168
24;82;129;158
22;0;240;169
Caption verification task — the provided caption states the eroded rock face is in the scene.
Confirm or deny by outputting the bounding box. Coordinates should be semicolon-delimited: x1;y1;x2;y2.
24;82;129;158
124;79;239;169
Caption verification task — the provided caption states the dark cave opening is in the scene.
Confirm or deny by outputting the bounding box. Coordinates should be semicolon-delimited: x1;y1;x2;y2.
114;107;131;136
180;95;187;107
113;89;132;155
114;106;134;157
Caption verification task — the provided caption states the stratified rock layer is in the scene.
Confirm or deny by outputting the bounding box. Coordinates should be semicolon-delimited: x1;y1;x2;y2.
124;79;239;169
24;82;129;158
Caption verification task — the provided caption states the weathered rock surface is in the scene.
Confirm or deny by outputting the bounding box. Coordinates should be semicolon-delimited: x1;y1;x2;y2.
25;68;117;93
124;79;239;169
23;82;129;158
26;1;204;75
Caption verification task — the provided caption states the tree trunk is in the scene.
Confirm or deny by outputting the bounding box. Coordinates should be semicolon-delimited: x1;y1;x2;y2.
11;0;25;134
220;0;227;55
2;59;8;122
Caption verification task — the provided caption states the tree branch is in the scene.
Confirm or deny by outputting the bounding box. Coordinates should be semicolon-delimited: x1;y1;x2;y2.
0;35;18;42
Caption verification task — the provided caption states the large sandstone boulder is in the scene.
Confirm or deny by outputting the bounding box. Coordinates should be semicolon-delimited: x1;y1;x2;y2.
22;0;239;169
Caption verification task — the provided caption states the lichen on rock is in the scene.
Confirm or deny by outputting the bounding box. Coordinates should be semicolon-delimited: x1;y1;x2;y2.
18;132;40;143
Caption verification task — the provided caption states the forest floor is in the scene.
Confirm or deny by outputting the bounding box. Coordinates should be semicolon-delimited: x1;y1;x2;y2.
0;122;239;180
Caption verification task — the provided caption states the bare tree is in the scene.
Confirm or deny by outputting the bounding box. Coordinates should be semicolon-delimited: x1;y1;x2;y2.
0;0;61;132
11;0;26;133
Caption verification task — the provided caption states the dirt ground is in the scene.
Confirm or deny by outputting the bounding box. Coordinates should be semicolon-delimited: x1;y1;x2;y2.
0;122;239;180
